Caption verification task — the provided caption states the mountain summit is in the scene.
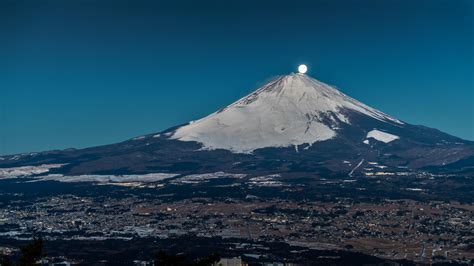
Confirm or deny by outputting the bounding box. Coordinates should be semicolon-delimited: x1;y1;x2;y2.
172;73;402;153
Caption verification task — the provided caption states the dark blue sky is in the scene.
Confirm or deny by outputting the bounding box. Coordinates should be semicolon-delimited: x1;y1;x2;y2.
1;0;473;155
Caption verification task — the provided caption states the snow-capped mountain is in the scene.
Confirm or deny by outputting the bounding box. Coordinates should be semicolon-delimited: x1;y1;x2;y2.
0;72;473;178
172;73;402;153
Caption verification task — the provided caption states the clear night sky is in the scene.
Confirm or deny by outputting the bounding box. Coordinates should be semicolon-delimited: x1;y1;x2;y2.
1;0;473;155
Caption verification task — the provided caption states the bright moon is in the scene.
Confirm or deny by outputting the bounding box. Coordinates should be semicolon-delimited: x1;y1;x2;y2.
298;64;307;74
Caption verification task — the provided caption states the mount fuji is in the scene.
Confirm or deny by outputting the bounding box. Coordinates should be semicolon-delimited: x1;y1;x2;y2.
1;72;473;178
172;73;403;153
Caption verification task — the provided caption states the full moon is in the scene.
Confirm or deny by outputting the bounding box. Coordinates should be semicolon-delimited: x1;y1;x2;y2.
298;64;308;74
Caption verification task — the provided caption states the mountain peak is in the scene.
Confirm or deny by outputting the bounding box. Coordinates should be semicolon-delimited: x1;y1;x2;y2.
171;73;403;153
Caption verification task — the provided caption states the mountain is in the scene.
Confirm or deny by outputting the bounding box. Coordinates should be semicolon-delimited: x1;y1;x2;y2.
172;73;403;153
1;73;473;178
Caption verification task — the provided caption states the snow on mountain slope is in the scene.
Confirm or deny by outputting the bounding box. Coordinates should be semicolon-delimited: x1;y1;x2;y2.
172;73;403;153
366;129;400;143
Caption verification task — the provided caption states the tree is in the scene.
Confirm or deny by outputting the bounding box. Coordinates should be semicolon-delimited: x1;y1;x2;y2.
0;255;13;266
194;253;220;266
18;237;43;266
154;250;188;266
154;250;220;266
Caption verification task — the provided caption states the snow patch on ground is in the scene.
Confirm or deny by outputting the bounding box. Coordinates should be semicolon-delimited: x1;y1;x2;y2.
171;172;246;184
248;174;284;187
0;165;178;186
0;164;65;178
349;159;365;177
366;129;399;143
35;173;179;184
